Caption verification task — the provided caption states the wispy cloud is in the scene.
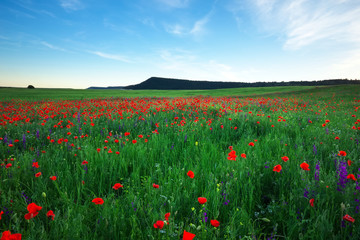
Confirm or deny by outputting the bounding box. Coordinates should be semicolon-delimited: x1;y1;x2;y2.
14;1;56;18
165;24;186;36
156;0;190;8
0;35;9;40
140;18;156;28
6;7;35;19
165;12;211;37
90;51;132;63
59;0;83;11
40;41;68;52
190;14;211;36
103;18;138;36
156;48;247;82
243;0;360;50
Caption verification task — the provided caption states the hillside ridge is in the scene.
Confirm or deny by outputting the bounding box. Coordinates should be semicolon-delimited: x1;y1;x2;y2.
88;77;360;90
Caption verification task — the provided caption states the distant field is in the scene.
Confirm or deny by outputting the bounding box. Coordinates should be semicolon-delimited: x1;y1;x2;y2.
0;85;330;100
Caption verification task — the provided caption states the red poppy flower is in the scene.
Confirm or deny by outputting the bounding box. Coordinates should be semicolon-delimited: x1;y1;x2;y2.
210;219;220;227
183;230;196;240
1;231;22;240
153;183;159;188
343;214;355;223
348;160;352;166
198;197;207;204
25;203;42;220
81;160;88;165
153;220;164;229
8;144;13;147
92;198;104;205
338;151;347;156
347;174;357;181
300;162;310;171
281;156;289;162
241;153;246;158
46;210;55;220
5;163;12;168
35;172;42;177
335;136;340;140
248;142;254;146
132;140;137;144
112;183;123;190
309;198;314;207
187;170;195;179
273;165;282;172
27;203;42;213
0;211;3;220
227;150;237;161
32;162;39;168
124;132;130;136
165;212;170;221
49;176;57;181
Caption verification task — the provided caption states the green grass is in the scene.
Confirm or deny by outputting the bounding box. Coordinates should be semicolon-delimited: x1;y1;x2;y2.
0;85;322;100
1;85;360;239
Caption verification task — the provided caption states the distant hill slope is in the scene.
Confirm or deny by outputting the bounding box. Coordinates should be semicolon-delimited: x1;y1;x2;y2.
88;77;360;90
122;77;360;90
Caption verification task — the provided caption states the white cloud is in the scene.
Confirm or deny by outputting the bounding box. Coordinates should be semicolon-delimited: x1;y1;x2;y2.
244;0;360;50
165;24;186;36
190;15;210;36
6;8;35;19
165;12;211;37
140;18;155;28
14;1;56;18
90;51;132;63
59;0;83;11
41;41;68;52
156;0;190;8
156;49;249;82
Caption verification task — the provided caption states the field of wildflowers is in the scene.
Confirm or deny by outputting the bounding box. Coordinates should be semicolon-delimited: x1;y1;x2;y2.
1;86;359;239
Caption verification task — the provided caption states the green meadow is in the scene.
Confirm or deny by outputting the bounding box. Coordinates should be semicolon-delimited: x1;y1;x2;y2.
1;85;360;239
0;85;318;100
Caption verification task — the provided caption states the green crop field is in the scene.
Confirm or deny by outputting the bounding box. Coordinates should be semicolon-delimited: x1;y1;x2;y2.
1;85;360;239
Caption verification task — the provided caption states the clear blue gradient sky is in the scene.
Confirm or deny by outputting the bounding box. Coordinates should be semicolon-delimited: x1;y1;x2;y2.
0;0;359;89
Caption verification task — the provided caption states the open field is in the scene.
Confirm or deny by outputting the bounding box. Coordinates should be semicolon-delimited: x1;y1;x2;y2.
0;85;319;100
1;85;360;239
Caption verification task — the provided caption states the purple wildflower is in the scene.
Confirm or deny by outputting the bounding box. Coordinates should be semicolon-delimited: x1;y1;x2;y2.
203;209;208;223
22;134;26;149
313;144;317;155
314;161;320;182
336;160;348;192
303;188;309;198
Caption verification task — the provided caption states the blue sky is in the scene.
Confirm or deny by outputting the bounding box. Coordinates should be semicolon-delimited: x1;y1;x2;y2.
0;0;359;89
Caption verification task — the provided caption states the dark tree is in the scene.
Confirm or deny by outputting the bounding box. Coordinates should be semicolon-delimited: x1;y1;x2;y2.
27;85;35;89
